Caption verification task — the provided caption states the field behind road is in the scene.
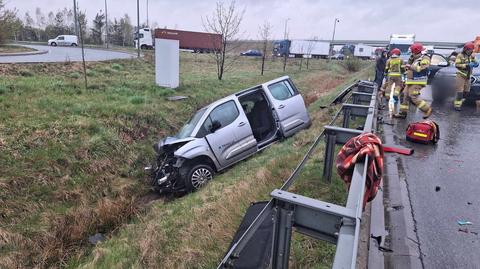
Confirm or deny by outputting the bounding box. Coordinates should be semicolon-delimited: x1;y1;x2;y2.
0;54;373;268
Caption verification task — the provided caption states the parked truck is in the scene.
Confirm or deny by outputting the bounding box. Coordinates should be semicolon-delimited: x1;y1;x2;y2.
354;44;374;60
134;28;154;49
273;40;330;58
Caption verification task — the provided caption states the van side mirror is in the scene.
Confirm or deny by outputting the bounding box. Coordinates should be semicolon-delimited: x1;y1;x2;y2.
210;120;222;133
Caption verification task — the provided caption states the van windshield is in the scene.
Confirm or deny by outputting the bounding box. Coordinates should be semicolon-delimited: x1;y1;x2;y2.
390;44;410;54
176;107;207;139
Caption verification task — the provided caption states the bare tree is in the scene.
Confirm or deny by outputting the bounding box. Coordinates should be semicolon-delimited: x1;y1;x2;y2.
258;21;272;76
203;0;245;80
305;36;318;69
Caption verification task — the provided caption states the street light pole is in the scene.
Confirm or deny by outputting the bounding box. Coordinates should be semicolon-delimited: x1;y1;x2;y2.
282;18;290;72
330;18;340;57
104;0;109;48
146;0;149;26
137;0;140;58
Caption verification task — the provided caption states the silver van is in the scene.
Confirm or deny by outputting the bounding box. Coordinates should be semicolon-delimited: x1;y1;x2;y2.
148;76;311;193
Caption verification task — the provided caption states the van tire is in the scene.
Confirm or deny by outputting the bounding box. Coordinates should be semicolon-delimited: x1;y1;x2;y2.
51;42;57;46
140;44;147;50
71;43;77;47
183;164;214;192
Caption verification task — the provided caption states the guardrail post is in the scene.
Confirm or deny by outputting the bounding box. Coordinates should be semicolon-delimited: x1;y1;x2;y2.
271;201;294;269
342;107;351;128
322;131;336;182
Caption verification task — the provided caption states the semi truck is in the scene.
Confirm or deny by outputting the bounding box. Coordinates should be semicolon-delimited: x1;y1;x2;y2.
273;40;330;58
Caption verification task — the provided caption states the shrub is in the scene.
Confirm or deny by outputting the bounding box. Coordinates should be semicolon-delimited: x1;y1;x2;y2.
19;70;34;77
341;57;361;72
68;72;81;79
0;85;7;95
111;63;123;70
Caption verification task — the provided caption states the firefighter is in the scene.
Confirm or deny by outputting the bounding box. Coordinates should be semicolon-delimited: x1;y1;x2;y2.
383;48;403;102
454;42;479;111
395;43;432;119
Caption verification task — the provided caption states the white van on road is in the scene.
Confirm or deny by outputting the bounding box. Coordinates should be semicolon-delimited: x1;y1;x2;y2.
48;35;78;47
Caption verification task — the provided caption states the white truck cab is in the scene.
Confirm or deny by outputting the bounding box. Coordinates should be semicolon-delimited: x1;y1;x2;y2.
134;28;154;49
48;35;78;47
389;34;415;60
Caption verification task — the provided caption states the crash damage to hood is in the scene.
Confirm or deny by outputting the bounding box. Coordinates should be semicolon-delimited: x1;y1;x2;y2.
154;136;195;155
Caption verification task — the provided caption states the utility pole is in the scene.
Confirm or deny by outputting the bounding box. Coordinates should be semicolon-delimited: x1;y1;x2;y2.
330;18;340;58
73;0;78;37
146;0;149;26
105;0;109;48
282;18;290;72
137;0;140;58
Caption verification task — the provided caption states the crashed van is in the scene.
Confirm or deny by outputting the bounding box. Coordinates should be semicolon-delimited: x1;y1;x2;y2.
148;76;311;193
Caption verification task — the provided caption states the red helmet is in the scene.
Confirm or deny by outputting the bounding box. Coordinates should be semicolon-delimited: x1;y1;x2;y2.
464;42;474;51
410;43;423;54
391;48;401;56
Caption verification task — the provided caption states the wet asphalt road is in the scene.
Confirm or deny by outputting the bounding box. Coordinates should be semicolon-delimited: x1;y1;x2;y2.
0;45;134;63
388;86;480;269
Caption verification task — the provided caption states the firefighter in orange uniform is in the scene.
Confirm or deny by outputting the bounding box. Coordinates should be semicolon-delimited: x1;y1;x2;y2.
383;48;403;103
454;42;479;110
396;43;432;119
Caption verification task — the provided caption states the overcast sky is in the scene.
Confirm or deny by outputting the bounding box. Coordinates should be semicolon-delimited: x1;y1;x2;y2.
6;0;478;42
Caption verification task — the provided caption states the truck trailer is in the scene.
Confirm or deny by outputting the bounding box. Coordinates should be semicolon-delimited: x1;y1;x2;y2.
354;44;374;60
273;40;330;58
154;29;222;53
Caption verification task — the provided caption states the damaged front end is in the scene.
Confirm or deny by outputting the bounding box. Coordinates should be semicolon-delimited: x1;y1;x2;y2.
147;137;192;193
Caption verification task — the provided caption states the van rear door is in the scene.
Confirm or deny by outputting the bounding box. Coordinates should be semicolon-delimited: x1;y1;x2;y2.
263;78;310;137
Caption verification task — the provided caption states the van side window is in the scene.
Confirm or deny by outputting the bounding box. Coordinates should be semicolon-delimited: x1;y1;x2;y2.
58;36;65;40
197;101;239;137
268;81;296;100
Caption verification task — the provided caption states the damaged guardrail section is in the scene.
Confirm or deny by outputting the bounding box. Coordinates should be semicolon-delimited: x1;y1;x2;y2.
218;81;378;269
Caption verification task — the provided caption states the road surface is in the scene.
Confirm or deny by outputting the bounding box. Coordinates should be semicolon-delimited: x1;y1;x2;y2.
0;45;135;63
384;86;480;269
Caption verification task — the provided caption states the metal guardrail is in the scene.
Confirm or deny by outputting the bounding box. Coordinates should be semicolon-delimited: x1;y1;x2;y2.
218;81;378;269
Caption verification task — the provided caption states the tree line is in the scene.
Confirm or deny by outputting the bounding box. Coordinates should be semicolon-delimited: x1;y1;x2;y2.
0;1;135;47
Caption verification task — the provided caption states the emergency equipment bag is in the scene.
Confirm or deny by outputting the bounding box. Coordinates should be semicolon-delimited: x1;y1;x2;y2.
406;120;439;144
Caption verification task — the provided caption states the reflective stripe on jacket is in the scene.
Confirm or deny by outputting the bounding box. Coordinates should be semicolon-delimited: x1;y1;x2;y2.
455;52;477;78
385;57;403;77
406;54;430;85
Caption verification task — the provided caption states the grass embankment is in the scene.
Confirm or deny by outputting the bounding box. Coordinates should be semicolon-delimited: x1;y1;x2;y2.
0;53;372;268
0;45;36;54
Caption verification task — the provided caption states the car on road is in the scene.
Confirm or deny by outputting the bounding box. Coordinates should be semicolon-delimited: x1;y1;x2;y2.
240;49;263;56
148;76;311;193
48;35;78;47
430;54;480;102
329;53;345;60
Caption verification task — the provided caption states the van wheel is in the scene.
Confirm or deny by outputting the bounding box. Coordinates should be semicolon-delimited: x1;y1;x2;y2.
51;42;57;46
140;44;147;50
71;43;77;47
184;164;213;191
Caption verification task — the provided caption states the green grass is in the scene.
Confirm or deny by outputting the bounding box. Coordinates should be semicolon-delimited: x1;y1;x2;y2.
0;53;373;268
0;45;36;53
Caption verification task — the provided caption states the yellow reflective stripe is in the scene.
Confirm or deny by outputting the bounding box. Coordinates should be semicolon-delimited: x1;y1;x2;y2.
457;70;468;76
405;81;427;85
418;101;427;109
454;100;462;106
400;105;409;110
413;132;428;138
420;59;430;65
411;91;420;95
388;73;402;76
